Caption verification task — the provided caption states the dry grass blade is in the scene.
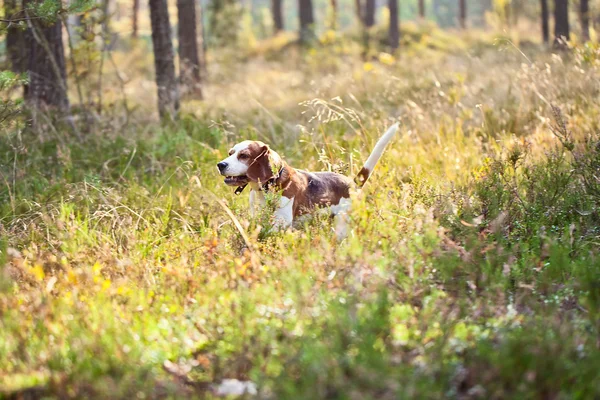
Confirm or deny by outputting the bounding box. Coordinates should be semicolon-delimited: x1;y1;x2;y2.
202;185;261;269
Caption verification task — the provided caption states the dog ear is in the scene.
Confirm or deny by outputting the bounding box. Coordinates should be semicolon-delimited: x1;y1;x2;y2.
246;145;275;184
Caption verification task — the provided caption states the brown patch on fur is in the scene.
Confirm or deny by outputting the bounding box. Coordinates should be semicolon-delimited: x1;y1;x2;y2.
275;168;352;218
245;142;282;185
354;167;371;187
236;148;253;162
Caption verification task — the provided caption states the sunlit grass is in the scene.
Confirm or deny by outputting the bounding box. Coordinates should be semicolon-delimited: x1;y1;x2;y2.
1;29;600;398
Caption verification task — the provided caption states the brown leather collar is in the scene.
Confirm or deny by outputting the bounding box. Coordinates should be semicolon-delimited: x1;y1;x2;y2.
233;166;284;195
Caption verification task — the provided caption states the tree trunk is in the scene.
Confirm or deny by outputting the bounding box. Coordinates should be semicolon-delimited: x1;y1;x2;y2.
355;0;363;24
271;0;284;33
459;0;466;29
196;0;207;77
553;0;569;47
149;0;179;120
132;0;140;37
178;0;202;98
364;0;375;27
298;0;314;43
580;0;590;42
418;0;425;19
541;0;549;44
24;0;69;111
512;0;522;27
5;0;27;75
389;0;399;51
329;0;337;29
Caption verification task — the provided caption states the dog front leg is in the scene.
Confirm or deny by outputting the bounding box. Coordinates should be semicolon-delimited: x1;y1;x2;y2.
332;197;352;240
249;189;265;217
273;196;294;230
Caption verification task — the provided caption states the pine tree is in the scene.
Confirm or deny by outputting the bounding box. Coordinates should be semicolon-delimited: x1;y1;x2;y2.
24;0;69;110
271;0;284;33
298;0;314;43
541;0;550;44
389;0;399;51
580;0;590;42
149;0;179;119
553;0;570;47
132;0;139;37
364;0;375;27
178;0;202;97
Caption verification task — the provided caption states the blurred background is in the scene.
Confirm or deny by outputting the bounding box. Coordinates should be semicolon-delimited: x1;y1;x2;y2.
2;1;600;398
1;0;596;124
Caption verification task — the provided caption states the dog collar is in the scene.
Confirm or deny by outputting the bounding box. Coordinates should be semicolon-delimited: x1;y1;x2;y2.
233;166;284;195
234;184;248;195
262;166;285;192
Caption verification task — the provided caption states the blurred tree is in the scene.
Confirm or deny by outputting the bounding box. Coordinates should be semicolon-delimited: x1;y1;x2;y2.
149;0;179;119
5;0;28;83
389;0;399;51
511;0;525;27
459;0;466;28
433;0;455;27
178;0;202;98
355;0;363;23
553;0;569;47
541;0;549;43
24;0;69;111
196;0;206;75
132;0;139;37
365;0;375;27
355;0;368;58
271;0;284;33
580;0;589;42
418;0;425;18
329;0;337;29
298;0;314;43
208;0;242;46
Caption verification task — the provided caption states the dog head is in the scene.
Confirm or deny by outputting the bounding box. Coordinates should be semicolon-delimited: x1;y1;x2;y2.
217;140;282;186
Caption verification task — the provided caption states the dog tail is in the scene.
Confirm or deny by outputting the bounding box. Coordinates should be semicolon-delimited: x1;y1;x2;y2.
354;122;399;187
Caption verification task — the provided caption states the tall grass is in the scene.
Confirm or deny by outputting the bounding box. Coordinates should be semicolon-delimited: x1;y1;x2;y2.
1;30;600;398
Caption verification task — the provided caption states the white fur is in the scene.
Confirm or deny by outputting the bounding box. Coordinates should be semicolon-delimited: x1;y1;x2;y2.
273;196;294;229
290;197;352;239
248;184;266;217
249;190;257;217
220;141;252;176
331;197;352;240
363;122;399;173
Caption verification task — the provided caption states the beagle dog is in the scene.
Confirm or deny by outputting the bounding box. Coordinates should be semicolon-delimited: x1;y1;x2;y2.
217;123;399;238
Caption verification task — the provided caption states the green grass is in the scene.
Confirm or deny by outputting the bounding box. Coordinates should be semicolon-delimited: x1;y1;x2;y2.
1;31;600;399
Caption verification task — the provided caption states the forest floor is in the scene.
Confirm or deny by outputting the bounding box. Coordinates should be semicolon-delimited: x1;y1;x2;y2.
2;26;600;398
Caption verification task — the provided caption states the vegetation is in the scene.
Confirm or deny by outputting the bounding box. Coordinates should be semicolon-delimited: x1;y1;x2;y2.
1;0;600;398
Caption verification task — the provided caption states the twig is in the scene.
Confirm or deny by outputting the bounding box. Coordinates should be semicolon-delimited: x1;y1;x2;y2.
119;147;136;180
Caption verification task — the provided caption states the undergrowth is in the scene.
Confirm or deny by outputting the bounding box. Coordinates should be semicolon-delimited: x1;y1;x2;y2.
1;31;600;399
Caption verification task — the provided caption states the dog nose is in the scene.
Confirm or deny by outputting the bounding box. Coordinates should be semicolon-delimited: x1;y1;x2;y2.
217;162;228;173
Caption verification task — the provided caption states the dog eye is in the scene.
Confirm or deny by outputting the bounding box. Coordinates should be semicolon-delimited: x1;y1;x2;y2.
239;154;249;160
